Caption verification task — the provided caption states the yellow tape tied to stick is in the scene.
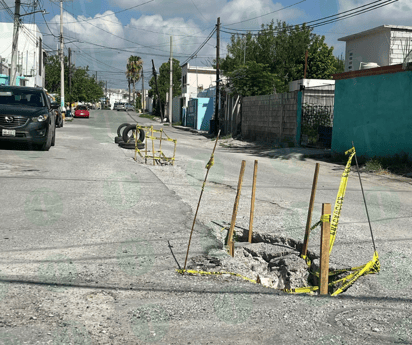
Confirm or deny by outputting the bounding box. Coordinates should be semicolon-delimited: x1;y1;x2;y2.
179;146;380;296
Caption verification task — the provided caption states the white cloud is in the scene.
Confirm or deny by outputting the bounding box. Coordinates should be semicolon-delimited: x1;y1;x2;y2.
333;0;412;45
110;0;304;28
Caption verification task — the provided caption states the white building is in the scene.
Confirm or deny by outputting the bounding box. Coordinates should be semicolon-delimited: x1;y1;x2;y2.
338;25;412;72
106;88;128;109
181;63;224;108
0;22;46;87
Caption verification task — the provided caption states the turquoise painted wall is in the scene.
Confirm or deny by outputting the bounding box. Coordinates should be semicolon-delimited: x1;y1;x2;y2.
332;70;412;157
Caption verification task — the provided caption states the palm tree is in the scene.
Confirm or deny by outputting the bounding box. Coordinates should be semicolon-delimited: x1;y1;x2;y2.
126;56;143;106
125;62;133;103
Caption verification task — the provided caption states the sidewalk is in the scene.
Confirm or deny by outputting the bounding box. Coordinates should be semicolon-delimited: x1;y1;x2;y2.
173;124;331;159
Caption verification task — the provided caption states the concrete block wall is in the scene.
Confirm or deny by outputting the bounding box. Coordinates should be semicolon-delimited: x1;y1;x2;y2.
241;91;299;143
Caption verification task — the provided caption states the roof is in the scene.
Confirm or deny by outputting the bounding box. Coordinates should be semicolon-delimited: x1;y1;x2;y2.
338;25;412;42
333;63;405;80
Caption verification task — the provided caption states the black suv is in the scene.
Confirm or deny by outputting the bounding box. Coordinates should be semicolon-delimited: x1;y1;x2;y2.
0;86;56;151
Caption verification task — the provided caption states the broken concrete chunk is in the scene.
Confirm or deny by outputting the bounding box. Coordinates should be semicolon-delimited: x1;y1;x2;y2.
242;243;299;262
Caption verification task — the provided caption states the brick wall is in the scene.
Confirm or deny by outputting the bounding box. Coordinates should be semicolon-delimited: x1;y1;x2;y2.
241;91;299;143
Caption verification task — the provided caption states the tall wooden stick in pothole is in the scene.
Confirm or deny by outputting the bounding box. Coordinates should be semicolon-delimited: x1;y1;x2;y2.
183;130;221;271
248;160;258;243
228;160;247;257
301;163;320;258
320;203;331;295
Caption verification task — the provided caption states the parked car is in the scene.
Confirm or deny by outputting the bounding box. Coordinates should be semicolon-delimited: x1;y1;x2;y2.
113;102;119;110
50;101;63;128
117;102;126;111
125;103;134;111
74;105;89;118
0;86;56;151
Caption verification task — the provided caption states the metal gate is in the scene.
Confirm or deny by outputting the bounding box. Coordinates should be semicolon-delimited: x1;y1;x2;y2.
300;84;335;148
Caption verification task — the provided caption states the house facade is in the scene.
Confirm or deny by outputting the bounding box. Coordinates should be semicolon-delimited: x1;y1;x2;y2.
0;23;46;87
338;25;412;72
181;63;219;107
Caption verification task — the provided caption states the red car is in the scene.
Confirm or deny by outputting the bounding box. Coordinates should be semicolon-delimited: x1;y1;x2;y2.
74;106;89;118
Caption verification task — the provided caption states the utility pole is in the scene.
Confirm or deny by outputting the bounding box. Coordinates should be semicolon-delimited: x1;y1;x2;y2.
214;17;220;135
243;34;246;64
141;66;145;112
95;71;97;81
68;47;71;112
169;35;173;125
10;0;21;86
60;0;65;110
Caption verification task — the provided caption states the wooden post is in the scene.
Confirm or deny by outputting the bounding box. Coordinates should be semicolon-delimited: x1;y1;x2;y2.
304;50;308;79
319;203;331;295
183;130;221;270
248;160;258;243
144;127;148;164
301;163;320;257
151;126;155;165
134;125;138;162
228;160;246;257
159;128;163;152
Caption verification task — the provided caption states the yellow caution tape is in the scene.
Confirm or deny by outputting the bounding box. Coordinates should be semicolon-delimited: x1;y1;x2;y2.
330;147;355;253
331;251;380;296
205;154;215;169
320;214;331;223
178;146;380;297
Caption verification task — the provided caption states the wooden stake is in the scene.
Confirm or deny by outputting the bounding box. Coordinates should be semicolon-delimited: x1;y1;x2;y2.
248;160;258;243
319;203;331;295
183;130;221;271
301;163;320;257
228;160;246;257
151;126;155;165
145;127;148;164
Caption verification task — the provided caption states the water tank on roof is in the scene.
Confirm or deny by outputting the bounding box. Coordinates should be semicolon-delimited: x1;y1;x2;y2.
359;62;380;70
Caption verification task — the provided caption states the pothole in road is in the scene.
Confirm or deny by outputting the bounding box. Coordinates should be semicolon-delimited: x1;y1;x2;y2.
186;232;352;294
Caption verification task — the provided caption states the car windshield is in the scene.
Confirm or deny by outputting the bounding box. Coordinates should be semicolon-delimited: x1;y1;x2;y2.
78;106;87;110
0;88;46;107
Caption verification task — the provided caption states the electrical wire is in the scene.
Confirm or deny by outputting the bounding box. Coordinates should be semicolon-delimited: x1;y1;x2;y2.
222;0;306;27
51;0;154;25
181;26;216;66
221;0;397;33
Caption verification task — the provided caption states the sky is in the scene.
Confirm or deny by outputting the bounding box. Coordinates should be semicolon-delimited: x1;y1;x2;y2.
0;0;411;90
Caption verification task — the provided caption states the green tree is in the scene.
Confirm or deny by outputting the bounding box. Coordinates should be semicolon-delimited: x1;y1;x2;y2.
334;54;345;74
220;20;341;93
227;61;280;96
45;54;104;103
126;56;143;105
149;58;182;116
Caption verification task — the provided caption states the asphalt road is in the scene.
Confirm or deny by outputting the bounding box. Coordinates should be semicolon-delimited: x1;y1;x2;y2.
0;109;411;344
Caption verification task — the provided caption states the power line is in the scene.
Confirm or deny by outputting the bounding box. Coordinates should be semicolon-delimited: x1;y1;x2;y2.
52;0;154;25
221;0;397;33
222;0;306;27
47;2;176;55
181;26;216;66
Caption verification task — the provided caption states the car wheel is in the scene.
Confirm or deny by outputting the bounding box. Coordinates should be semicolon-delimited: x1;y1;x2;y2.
122;124;145;143
51;127;56;146
38;126;52;151
117;123;130;137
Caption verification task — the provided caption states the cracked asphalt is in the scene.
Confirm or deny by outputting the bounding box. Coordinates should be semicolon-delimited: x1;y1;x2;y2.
0;109;411;344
